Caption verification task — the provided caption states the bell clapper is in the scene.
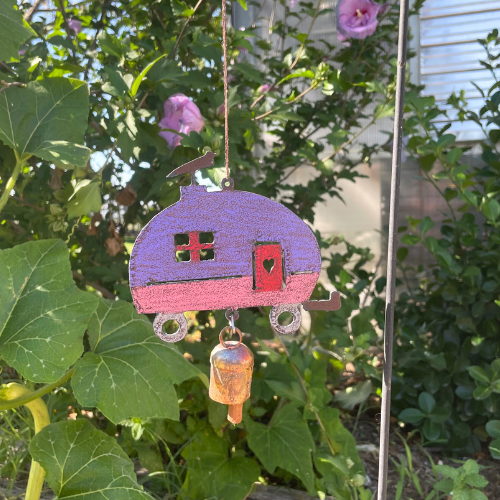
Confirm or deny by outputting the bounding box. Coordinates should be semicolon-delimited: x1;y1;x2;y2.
228;404;243;425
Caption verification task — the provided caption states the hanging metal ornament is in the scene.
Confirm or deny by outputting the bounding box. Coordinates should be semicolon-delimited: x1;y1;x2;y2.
128;0;342;425
128;0;341;343
128;149;341;342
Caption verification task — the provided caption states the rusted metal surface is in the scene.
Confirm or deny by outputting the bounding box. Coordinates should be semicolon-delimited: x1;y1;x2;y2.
302;291;341;311
209;339;254;425
269;303;302;335
254;243;283;291
153;312;188;343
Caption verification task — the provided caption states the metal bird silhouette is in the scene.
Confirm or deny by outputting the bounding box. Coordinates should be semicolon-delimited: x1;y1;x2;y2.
167;151;216;185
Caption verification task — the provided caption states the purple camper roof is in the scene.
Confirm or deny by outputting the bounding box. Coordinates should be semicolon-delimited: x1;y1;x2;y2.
129;186;321;288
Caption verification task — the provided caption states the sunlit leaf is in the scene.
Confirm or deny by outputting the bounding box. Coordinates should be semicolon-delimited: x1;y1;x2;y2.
0;240;98;383
31;419;153;500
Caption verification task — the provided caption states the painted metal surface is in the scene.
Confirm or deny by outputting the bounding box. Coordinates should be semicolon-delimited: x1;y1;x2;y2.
130;185;322;312
129;162;344;339
166;151;216;183
176;231;214;262
133;273;318;314
254;243;283;292
302;291;341;311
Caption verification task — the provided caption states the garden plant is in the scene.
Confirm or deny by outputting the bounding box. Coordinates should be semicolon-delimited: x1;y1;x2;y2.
394;30;500;466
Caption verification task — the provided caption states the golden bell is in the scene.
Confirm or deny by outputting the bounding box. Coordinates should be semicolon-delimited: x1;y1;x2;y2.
209;334;254;425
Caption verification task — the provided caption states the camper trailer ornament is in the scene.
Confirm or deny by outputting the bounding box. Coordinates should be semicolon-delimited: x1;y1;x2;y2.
128;152;341;343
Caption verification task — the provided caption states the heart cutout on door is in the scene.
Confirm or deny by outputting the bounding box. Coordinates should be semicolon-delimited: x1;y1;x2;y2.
263;258;275;273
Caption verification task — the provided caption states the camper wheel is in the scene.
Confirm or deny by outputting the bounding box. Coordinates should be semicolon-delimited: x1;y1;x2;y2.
153;313;188;343
269;304;301;335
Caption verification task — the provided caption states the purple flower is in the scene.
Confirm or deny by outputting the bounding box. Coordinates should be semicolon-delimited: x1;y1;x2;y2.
260;84;272;93
290;0;298;8
18;49;26;56
68;19;83;34
159;93;204;148
336;0;388;41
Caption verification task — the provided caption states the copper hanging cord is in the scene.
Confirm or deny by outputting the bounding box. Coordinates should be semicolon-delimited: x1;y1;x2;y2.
221;0;230;183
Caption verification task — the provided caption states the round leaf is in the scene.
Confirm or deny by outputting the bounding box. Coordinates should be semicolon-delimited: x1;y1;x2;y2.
0;239;98;383
72;298;203;423
30;419;153;499
246;404;315;493
399;408;426;424
418;392;436;414
486;420;500;439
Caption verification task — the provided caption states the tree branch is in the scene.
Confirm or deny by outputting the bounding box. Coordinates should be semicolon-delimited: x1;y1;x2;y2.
170;0;204;60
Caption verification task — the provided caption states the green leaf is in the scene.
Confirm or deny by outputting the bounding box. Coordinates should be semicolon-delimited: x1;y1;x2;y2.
401;234;420;245
66;179;102;219
482;198;500;222
335;380;372;410
0;239;98;383
419;216;434;236
30;419;153;500
429;406;449;424
0;78;90;167
423;419;441;441
182;429;260;500
418;392;436;414
97;31;124;57
453;487;472;500
486;420;500;439
489;438;500;459
473;385;492;400
72;298;202;423
246;404;315;493
35;140;91;170
0;0;36;61
469;490;488;500
463;473;488;489
436;134;456;149
232;62;263;83
102;67;131;97
436;464;460;480
317;407;365;477
447;147;463;164
278;69;315;85
130;54;167;98
399;408;426;424
467;366;490;384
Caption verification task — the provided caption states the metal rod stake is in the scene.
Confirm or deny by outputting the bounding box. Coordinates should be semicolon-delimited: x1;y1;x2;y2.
377;0;410;499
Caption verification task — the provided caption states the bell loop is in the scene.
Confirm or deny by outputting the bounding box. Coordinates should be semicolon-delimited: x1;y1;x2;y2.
219;326;242;349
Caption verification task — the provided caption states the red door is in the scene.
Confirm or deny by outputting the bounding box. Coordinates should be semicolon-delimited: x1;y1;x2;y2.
253;243;283;291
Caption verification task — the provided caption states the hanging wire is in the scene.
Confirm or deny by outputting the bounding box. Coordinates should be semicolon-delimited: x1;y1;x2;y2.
221;0;230;182
377;0;410;499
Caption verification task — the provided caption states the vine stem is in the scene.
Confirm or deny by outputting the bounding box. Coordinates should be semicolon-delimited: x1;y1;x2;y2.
0;367;75;411
0;383;51;500
0;157;25;215
275;335;337;457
